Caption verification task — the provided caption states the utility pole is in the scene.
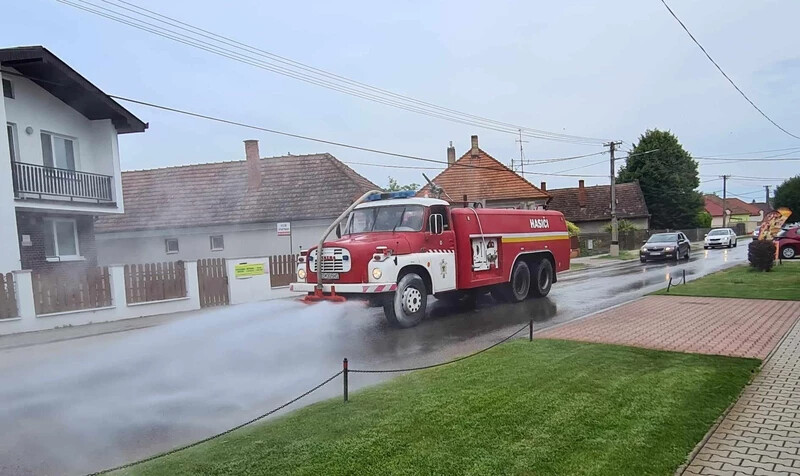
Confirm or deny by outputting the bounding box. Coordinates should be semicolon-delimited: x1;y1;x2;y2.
721;175;730;227
515;129;528;176
606;140;623;256
764;185;771;206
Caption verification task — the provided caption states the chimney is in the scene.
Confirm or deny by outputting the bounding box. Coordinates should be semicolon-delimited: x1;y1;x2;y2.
244;140;262;190
540;181;547;192
578;179;587;207
470;135;479;157
447;141;456;166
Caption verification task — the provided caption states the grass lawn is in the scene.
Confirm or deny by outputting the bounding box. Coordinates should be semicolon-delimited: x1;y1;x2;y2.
567;262;588;271
593;250;638;260
653;261;800;300
119;340;758;476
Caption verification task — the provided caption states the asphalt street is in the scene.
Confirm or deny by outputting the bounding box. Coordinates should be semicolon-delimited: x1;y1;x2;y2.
0;241;750;475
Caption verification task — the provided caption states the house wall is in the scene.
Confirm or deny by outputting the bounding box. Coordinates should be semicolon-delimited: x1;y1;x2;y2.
711;215;758;233
2;69;124;215
572;217;650;234
15;211;97;272
96;219;332;265
0;82;22;272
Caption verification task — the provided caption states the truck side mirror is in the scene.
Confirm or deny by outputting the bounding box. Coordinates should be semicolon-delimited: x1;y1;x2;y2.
429;214;444;235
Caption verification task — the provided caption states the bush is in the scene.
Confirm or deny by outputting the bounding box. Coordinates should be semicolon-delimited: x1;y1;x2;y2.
748;240;776;271
566;220;581;237
602;219;639;233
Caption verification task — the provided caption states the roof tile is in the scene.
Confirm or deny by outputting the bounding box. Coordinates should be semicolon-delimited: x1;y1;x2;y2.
96;153;378;233
417;148;548;202
546;182;649;223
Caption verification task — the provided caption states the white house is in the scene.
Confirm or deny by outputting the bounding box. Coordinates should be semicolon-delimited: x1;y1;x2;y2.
94;140;379;264
0;46;147;274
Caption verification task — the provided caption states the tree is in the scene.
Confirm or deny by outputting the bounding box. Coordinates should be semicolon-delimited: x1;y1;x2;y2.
617;129;704;229
773;175;800;223
696;210;712;228
602;219;638;233
385;177;420;192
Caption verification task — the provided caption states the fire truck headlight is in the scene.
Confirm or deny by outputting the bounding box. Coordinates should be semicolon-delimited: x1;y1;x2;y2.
372;268;383;280
297;268;306;280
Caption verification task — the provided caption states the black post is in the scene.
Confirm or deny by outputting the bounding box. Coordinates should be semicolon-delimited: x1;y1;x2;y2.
343;358;349;403
667;277;673;293
682;269;686;284
529;319;534;342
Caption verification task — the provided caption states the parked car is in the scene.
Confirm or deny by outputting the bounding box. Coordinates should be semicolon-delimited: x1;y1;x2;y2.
704;228;737;249
753;228;760;239
776;227;799;259
640;232;691;262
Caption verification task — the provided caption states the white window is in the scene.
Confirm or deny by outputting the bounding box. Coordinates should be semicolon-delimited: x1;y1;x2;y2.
43;218;81;260
6;123;18;163
2;78;13;99
41;132;77;170
210;235;224;251
165;238;179;254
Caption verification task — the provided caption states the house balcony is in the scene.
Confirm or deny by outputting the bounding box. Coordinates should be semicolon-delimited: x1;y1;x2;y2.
12;161;115;204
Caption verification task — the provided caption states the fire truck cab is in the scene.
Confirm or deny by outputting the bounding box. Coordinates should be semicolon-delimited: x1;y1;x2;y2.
290;191;570;328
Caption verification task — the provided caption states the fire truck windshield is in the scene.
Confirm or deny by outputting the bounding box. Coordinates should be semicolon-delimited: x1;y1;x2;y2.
345;205;425;234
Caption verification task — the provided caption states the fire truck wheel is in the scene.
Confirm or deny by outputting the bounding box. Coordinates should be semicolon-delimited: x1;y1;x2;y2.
384;273;427;328
529;259;553;298
493;260;531;303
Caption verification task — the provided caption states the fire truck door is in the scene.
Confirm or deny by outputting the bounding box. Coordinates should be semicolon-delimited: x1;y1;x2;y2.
472;237;499;271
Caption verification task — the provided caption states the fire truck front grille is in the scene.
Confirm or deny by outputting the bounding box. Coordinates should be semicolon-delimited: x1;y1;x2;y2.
310;248;352;273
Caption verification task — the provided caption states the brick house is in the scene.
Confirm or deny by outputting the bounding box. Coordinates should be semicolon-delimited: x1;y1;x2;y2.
545;180;650;233
417;135;550;209
94;140;379;264
0;46;147;274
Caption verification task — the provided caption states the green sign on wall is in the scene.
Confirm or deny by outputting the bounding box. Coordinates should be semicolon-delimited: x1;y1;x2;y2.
234;263;265;278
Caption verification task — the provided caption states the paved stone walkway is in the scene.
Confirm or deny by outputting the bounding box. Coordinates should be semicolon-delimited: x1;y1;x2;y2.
539;296;800;359
683;319;800;475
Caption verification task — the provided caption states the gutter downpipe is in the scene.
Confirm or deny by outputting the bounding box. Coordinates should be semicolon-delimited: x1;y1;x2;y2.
316;189;382;291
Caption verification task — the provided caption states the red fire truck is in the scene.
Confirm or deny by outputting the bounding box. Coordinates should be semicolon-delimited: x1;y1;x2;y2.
290;190;570;327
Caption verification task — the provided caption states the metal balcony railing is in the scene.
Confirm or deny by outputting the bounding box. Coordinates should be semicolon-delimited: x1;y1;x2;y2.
12;161;114;203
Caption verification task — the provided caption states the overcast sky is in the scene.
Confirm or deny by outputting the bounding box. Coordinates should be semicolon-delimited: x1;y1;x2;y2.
3;0;798;200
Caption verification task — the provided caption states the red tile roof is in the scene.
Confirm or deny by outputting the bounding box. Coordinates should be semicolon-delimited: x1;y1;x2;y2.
704;195;761;217
546;182;649;223
96;153;379;233
417;148;548;203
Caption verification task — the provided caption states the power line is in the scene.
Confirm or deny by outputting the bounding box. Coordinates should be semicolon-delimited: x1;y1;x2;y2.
695;156;800;162
697;146;800;157
347;160;606;178
659;0;800;140
109;95;607;177
57;0;609;146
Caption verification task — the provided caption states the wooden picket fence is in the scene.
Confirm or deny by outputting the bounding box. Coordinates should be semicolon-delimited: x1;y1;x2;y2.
269;254;297;287
0;272;18;320
124;261;187;304
32;267;112;315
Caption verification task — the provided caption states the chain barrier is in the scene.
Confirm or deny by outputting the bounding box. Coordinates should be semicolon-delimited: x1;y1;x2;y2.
350;322;530;374
87;319;535;474
665;269;687;292
87;370;344;475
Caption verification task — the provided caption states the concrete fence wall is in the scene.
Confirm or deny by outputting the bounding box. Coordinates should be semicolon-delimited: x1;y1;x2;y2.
0;255;289;336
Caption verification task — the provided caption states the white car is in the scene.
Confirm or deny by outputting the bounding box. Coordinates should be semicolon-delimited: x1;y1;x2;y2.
704;228;737;249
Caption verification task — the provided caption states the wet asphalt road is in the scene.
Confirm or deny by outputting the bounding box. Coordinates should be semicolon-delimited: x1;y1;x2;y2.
0;242;750;475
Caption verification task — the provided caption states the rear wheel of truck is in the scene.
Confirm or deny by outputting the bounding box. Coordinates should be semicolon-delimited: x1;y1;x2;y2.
529;259;553;298
493;260;531;303
384;273;427;328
